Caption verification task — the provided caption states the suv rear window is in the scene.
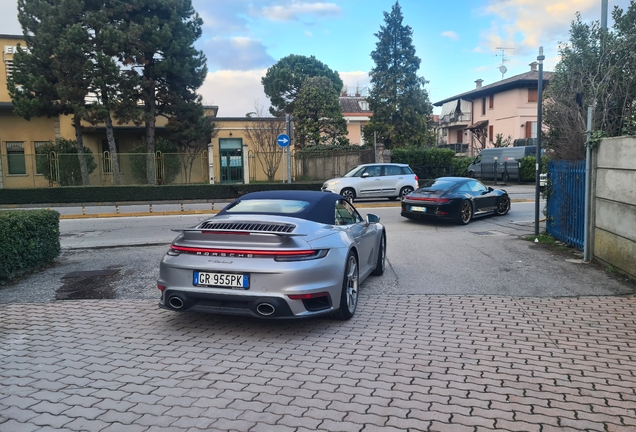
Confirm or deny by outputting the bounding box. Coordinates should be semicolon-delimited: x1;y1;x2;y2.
401;166;414;174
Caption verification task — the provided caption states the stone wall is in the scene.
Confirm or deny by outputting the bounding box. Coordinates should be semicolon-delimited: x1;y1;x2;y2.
592;136;636;278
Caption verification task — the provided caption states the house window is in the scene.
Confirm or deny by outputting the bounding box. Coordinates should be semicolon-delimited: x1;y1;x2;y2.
482;98;486;115
526;121;537;139
34;141;51;175
489;95;494;109
456;130;463;144
528;88;538;102
5;59;14;81
6;141;26;175
489;126;494;143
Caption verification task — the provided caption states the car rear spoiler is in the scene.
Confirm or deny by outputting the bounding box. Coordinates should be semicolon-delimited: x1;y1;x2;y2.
171;228;307;237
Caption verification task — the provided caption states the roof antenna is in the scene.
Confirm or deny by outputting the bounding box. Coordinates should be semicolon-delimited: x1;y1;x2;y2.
495;47;515;79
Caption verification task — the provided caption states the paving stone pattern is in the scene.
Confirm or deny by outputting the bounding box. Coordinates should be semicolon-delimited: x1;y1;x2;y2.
1;295;636;431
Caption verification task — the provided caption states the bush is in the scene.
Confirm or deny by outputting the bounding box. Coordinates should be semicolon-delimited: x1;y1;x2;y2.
519;156;549;181
391;147;456;166
128;139;182;184
0;210;60;280
0;182;325;205
451;156;473;177
35;138;97;186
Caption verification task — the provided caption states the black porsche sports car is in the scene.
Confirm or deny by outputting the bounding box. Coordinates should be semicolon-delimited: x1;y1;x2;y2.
401;177;511;225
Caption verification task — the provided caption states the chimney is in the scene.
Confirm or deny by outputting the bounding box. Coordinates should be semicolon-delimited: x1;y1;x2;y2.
475;79;483;89
530;62;538;72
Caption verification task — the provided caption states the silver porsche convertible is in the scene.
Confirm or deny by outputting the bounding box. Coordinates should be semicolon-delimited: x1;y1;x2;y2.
158;190;386;320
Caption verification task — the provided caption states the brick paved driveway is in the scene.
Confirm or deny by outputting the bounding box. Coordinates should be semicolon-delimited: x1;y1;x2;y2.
2;295;636;431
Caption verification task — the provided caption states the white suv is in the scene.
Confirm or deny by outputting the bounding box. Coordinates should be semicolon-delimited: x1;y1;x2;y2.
322;163;419;201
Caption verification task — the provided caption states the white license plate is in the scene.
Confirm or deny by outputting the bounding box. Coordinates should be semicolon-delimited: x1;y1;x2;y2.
411;206;426;212
193;271;249;289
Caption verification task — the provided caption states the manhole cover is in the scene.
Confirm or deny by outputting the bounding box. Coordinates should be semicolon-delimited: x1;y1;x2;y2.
63;269;119;278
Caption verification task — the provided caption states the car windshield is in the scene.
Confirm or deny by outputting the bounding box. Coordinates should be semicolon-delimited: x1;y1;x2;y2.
225;199;310;214
343;166;366;177
417;180;455;191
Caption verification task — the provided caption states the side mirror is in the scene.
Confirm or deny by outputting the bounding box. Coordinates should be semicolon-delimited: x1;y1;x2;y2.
487;187;494;192
366;214;381;224
361;172;370;178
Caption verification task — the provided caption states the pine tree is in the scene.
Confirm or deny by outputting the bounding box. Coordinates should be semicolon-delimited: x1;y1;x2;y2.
11;0;93;185
118;0;207;184
294;76;349;147
363;1;433;148
262;54;343;116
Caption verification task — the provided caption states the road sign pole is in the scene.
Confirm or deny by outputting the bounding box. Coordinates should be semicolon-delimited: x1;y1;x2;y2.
286;115;292;183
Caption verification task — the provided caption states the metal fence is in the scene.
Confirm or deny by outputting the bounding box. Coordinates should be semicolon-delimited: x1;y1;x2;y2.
1;148;379;188
546;160;585;250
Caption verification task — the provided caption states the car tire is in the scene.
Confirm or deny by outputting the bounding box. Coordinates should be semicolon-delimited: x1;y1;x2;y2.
495;196;511;216
340;188;356;202
333;251;359;320
399;186;414;199
456;200;473;225
502;172;510;182
468;171;475;178
371;233;386;276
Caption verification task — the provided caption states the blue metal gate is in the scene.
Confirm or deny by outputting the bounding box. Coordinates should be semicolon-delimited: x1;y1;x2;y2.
546;160;585;249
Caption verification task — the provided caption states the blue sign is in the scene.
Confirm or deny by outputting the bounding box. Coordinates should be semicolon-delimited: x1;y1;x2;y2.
277;134;290;147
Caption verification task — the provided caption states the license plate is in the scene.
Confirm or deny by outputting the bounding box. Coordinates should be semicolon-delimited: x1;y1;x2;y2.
411;206;426;212
193;271;249;289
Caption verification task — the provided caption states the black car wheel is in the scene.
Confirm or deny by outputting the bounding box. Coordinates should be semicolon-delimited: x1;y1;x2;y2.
468;171;475;178
456;200;473;225
371;233;386;276
495;196;511;216
340;188;356;202
333;252;358;320
399;186;414;199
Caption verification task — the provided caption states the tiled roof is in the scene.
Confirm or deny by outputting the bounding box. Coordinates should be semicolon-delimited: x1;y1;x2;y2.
434;70;554;106
339;96;371;114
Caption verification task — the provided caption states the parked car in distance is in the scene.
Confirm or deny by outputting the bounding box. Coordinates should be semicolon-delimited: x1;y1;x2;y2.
322;163;418;202
158;190;386;320
401;177;511;225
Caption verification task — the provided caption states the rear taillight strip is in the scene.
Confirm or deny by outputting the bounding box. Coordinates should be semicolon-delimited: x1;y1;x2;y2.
170;245;317;257
407;197;450;203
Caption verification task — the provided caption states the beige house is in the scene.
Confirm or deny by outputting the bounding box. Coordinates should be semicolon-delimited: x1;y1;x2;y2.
434;63;553;156
339;93;372;146
0;34;371;188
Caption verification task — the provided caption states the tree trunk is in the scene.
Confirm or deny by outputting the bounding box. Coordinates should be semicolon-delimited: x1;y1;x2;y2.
144;64;157;185
104;114;121;185
73;115;90;186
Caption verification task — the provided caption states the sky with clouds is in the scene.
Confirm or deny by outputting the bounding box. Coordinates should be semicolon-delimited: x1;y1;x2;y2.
0;0;630;116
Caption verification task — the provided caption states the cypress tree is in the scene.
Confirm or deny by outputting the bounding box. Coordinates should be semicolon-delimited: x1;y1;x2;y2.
364;1;433;148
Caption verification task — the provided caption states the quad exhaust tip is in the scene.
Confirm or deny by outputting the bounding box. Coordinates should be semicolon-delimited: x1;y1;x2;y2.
168;296;185;310
256;303;276;316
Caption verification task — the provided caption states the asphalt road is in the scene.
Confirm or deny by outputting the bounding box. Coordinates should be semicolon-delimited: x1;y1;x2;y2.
1;202;633;305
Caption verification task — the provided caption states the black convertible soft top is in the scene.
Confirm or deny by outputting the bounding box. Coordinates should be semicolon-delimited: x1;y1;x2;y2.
216;190;343;225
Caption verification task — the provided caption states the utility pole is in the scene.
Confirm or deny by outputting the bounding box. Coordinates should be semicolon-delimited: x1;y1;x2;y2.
534;47;544;237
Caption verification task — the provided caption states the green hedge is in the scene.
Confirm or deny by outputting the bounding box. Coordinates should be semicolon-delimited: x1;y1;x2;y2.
0;182;325;205
391;147;456;166
451;157;473;177
0;210;60;280
519;156;549;182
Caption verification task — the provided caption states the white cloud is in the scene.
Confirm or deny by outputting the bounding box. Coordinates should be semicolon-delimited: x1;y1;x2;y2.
441;31;460;41
203;37;275;71
304;31;313;37
200;70;372;117
199;70;270;117
476;0;629;55
258;2;342;21
0;0;21;34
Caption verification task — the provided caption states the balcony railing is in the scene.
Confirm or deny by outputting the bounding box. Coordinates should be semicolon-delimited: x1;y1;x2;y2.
439;113;471;125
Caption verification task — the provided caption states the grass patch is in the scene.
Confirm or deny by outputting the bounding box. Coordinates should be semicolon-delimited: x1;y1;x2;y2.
524;232;571;251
